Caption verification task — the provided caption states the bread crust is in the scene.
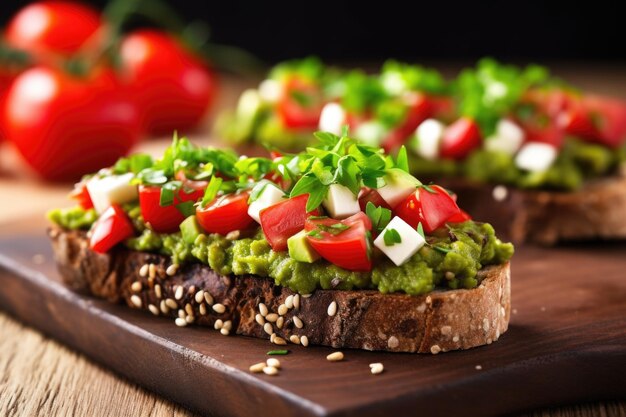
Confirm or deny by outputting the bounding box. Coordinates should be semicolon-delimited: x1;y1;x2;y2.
443;172;626;245
48;228;510;353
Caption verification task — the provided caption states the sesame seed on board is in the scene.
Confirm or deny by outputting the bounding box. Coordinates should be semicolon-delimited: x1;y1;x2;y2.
263;366;278;376
300;336;309;347
326;351;344;362
165;298;177;309
249;363;265;373
175;318;187;327
369;363;384;375
266;358;281;368
265;313;278;323
148;304;159;316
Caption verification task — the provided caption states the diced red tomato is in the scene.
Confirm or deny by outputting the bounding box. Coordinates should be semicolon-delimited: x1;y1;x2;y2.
395;185;462;233
430;95;456;122
561;95;626;148
174;170;209;190
277;77;323;129
382;93;433;151
90;205;134;254
522;119;564;148
69;182;94;210
260;194;321;251
304;212;372;271
440;117;482;160
269;150;283;160
447;209;472;223
196;192;254;235
358;187;392;212
139;185;204;233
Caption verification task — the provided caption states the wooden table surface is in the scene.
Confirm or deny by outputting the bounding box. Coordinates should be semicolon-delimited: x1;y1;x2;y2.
1;67;625;417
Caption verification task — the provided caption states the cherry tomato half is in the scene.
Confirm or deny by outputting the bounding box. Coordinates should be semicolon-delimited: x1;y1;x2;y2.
90;205;134;254
196;192;255;235
139;184;205;233
277;77;323;130
395;185;462;233
260;194;321;251
440;117;481;160
305;212;372;272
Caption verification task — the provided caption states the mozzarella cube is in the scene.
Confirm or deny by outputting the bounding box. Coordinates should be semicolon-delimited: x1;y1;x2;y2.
485;119;525;155
258;79;282;103
237;89;262;118
86;173;137;214
515;142;558;172
381;71;406;95
374;216;426;266
323;184;360;219
376;168;420;208
355;120;387;146
318;103;346;135
247;182;285;223
413;119;445;160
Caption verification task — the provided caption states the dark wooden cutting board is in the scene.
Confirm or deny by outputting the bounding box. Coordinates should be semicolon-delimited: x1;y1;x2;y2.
0;231;625;417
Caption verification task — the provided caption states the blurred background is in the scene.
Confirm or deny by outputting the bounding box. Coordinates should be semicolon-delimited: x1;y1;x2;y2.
4;0;626;63
0;0;625;224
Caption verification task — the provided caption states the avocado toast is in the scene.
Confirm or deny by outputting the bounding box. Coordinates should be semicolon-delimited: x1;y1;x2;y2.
48;132;513;353
218;58;626;244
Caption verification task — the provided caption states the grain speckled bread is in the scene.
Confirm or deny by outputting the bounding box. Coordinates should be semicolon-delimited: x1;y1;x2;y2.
48;227;511;354
443;170;626;245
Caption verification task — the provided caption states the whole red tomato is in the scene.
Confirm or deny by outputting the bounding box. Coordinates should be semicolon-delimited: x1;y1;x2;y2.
3;66;142;181
4;1;104;57
120;30;217;135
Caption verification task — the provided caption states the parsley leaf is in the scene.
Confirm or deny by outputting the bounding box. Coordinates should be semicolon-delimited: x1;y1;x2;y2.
396;146;409;173
416;222;425;239
383;228;402;246
159;181;182;207
202;176;223;207
365;202;392;233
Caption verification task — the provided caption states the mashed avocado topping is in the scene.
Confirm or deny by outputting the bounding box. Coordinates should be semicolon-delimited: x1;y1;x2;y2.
51;205;513;295
411;137;626;191
49;132;514;296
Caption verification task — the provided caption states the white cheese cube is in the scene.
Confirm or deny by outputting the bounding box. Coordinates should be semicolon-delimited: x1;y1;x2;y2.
413;119;445;160
485;119;525;155
258;79;282;103
515;142;558;172
376;168;421;208
322;184;360;219
318;103;346;135
236;89;262;118
355;120;387;146
374;216;426;266
247;182;285;223
381;71;406;95
87;173;137;214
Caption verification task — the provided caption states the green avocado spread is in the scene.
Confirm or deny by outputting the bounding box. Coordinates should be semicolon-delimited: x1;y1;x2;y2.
49;206;513;296
411;138;626;191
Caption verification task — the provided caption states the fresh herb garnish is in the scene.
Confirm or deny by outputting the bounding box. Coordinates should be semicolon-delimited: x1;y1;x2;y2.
432;245;452;254
365;202;392;233
416;222;425;239
396;146;409;173
201;176;223;207
419;184;437;194
266;350;289;355
175;200;196;217
383;228;402;246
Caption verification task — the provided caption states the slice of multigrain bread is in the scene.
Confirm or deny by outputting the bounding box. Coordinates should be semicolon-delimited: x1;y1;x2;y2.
443;171;626;245
48;227;511;354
